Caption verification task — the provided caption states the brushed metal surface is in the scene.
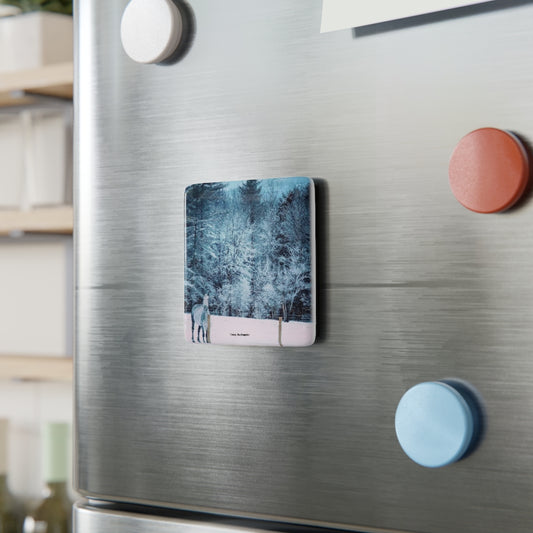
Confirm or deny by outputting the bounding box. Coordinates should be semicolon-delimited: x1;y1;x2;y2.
76;1;533;532
75;504;212;533
73;502;383;533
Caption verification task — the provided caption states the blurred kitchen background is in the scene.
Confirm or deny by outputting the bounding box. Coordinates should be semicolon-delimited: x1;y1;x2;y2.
0;0;73;507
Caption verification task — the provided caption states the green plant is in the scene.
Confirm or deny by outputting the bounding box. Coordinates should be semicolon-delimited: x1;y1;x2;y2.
0;0;72;15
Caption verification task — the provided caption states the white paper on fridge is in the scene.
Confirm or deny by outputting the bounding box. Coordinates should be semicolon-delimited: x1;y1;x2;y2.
321;0;495;32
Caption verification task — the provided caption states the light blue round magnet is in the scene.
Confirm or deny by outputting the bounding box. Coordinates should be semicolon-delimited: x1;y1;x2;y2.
395;381;475;468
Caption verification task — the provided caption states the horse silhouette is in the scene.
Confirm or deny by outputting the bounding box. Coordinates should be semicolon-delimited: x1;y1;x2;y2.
191;294;210;343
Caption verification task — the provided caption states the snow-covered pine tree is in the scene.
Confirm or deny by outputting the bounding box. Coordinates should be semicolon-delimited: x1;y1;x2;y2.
185;181;226;314
273;184;312;322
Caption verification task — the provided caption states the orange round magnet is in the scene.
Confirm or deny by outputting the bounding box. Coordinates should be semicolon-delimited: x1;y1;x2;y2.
449;127;529;213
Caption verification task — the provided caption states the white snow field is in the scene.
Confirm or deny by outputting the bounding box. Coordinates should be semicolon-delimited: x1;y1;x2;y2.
184;314;315;347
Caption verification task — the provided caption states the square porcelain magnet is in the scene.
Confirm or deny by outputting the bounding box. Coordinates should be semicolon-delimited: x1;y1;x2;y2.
185;176;315;347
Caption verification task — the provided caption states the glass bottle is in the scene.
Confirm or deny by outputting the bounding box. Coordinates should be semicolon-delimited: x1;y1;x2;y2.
23;423;71;533
0;418;22;533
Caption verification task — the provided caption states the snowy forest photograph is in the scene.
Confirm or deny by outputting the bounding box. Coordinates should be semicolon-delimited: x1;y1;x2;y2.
185;176;315;347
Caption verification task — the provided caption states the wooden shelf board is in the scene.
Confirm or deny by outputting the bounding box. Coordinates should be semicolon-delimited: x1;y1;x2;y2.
0;62;73;106
0;93;35;107
0;206;73;235
0;355;72;382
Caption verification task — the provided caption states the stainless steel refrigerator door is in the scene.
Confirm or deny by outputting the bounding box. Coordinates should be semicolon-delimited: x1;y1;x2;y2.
76;1;533;533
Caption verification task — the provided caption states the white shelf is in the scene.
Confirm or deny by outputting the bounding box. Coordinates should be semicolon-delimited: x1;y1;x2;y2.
0;64;74;382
